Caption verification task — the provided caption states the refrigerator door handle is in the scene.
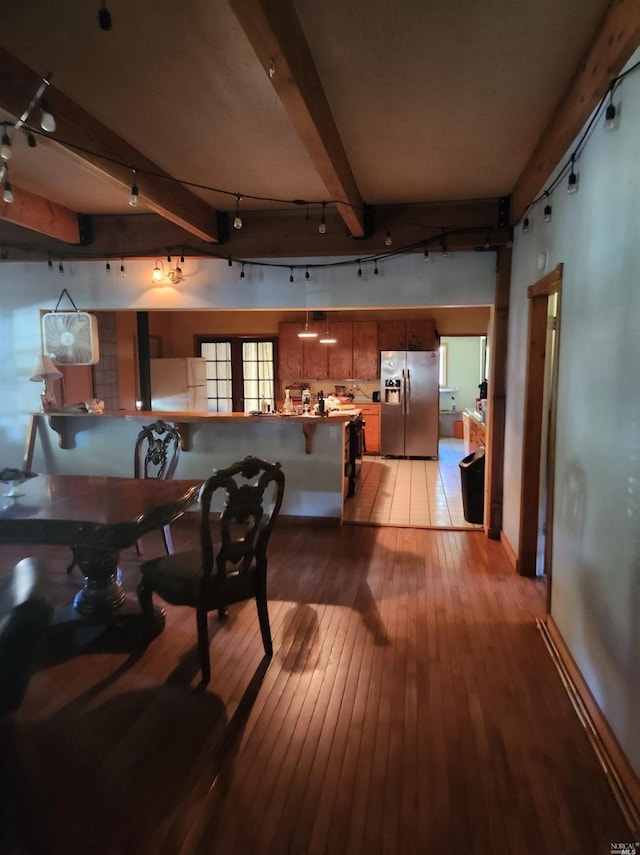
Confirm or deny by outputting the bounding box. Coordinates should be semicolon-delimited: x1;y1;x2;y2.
405;368;410;414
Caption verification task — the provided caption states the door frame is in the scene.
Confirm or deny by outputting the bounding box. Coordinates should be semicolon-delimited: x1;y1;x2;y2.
517;263;563;580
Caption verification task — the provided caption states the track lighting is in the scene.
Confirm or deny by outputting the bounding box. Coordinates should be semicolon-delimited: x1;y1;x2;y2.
305;267;310;280
120;259;126;276
240;264;245;280
1;131;12;161
298;310;318;339
129;170;139;207
0;164;5;183
167;253;172;263
289;267;294;283
39;99;56;133
385;230;393;247
319;202;327;234
233;194;243;229
2;172;13;204
424;248;431;262
522;216;530;233
48;258;53;271
357;260;362;277
543;192;552;223
58;262;64;275
374;260;379;275
105;260;111;275
180;253;185;264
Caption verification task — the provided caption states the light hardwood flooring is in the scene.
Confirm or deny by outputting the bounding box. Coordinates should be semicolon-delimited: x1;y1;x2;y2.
0;522;632;854
345;437;482;529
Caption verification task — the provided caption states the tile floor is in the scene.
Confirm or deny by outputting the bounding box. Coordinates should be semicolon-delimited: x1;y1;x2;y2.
344;437;483;530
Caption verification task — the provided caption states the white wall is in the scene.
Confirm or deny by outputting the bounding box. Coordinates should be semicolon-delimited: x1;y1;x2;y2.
504;50;640;776
0;251;495;467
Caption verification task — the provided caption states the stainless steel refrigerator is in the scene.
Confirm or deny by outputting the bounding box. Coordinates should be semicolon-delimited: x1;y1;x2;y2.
380;350;439;457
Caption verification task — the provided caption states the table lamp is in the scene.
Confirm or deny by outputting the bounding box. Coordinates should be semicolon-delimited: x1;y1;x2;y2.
30;355;62;412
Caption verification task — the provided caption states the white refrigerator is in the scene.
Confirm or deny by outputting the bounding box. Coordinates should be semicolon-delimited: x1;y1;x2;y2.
150;358;208;412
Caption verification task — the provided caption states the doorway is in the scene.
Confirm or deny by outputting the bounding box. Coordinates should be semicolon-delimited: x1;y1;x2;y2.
517;263;563;580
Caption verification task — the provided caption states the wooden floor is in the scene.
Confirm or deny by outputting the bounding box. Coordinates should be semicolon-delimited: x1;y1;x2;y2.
0;521;632;854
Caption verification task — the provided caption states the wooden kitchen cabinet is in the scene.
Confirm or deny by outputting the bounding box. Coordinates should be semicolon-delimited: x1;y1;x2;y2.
352;321;378;380
379;319;439;352
303;323;329;379
360;403;381;454
328;322;354;378
278;322;304;379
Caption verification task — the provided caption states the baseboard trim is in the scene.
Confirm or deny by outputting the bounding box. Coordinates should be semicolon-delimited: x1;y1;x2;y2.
538;616;640;836
500;530;518;571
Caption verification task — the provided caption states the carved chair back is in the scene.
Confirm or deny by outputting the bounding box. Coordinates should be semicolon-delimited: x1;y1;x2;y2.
134;420;182;481
199;456;285;593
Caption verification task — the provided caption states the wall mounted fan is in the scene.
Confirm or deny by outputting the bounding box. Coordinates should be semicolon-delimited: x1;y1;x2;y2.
41;311;100;365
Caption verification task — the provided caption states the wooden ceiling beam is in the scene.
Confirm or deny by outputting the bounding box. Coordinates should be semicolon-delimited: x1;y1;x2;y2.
511;0;640;222
0;184;80;243
229;0;366;238
0;198;511;259
0;47;219;243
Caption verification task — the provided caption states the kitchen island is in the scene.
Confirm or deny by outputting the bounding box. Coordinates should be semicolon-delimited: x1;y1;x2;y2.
27;410;360;523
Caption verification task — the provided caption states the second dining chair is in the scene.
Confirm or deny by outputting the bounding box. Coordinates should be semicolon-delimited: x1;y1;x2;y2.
137;455;285;684
67;419;182;574
133;419;182;555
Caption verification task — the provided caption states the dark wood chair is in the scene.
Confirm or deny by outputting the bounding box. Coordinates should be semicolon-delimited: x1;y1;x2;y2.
133;419;182;555
137;456;285;684
67;419;182;573
0;558;53;717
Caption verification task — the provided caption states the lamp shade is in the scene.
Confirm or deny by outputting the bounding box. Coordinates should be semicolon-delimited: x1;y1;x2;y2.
30;355;63;382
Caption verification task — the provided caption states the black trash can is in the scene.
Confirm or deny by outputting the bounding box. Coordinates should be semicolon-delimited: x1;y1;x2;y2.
459;448;485;524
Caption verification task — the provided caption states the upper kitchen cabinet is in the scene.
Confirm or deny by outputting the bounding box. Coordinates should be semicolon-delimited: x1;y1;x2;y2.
278;322;304;379
328;323;354;378
352;322;378;380
378;319;439;352
406;319;439;351
303;323;329;380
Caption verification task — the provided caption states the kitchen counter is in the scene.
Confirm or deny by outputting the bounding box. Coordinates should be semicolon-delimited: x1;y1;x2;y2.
27;410;356;523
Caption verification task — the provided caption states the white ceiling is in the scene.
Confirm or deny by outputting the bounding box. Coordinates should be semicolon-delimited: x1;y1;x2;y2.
0;0;611;240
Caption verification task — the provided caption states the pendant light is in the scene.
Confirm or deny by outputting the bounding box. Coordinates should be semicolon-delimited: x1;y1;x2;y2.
319;316;337;344
298;310;318;339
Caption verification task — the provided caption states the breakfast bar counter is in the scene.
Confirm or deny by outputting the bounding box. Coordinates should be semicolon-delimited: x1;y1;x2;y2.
27;410;358;523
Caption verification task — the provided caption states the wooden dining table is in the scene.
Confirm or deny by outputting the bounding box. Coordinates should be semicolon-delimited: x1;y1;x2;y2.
0;474;202;626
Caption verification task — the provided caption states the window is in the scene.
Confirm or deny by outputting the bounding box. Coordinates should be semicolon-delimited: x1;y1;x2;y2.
198;337;277;412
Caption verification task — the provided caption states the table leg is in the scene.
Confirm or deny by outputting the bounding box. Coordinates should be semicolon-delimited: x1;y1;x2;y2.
71;546;126;616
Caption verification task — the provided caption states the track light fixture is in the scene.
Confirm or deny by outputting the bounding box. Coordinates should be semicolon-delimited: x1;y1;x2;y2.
374;260;379;275
233;194;243;229
522;216;530;233
129;169;139;207
424;247;431;262
3;178;13;204
289;267;294;283
305;267;310;280
604;84;617;131
240;264;245;280
120;258;126;277
58;262;64;275
357;260;362;277
385;230;393;247
543;192;552;223
319;202;327;234
105;260;111;275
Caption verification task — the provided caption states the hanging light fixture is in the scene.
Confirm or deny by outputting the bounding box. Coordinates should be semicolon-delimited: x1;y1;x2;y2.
319;316;337;344
39;98;56;133
522;216;530;233
120;258;126;277
318;202;327;234
298;310;318;338
129;169;139;207
289;267;294;283
2;165;13;203
384;230;393;247
233;194;243;229
1;129;12;161
543;192;552;223
604;84;617;131
105;260;111;275
567;155;578;194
